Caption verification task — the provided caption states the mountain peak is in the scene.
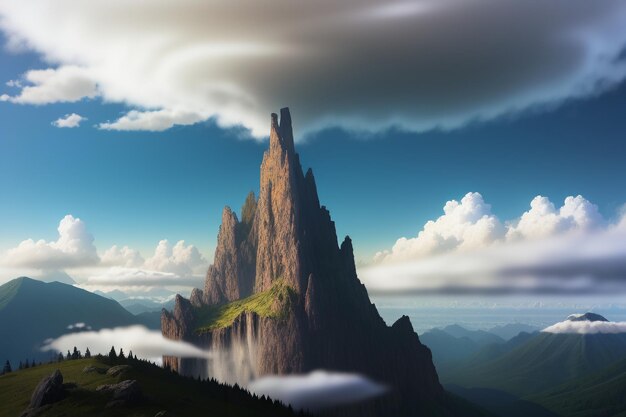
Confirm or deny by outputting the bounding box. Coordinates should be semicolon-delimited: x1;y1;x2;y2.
567;312;608;322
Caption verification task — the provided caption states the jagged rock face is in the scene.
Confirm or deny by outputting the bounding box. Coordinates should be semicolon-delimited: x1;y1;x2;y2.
163;108;445;415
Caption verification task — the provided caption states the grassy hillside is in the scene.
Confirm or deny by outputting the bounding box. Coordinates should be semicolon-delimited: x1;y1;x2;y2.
194;279;295;332
441;332;626;397
0;277;142;365
0;357;298;417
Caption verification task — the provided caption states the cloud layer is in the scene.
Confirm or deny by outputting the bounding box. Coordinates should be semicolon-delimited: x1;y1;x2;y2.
249;371;387;411
1;1;626;136
363;193;626;294
543;320;626;334
41;325;212;359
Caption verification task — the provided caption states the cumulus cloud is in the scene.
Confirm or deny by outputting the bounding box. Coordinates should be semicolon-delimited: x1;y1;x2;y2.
1;1;626;136
52;113;86;128
506;195;604;240
144;239;207;276
41;325;212;359
542;320;626;334
375;193;604;264
5;214;99;269
1;66;97;104
374;193;504;263
100;245;144;268
249;371;387;411
364;194;626;294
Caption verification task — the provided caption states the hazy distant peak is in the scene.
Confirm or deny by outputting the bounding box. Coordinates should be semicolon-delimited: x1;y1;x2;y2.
566;313;608;322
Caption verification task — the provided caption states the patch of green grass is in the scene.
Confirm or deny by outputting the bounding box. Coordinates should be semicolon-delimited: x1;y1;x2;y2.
195;279;295;333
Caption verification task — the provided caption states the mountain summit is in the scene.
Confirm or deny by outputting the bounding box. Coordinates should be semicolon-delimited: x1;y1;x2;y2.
162;108;454;415
566;312;608;322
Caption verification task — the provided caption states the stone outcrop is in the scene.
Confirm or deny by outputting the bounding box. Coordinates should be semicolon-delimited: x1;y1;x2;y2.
162;108;447;415
29;369;65;409
96;379;143;407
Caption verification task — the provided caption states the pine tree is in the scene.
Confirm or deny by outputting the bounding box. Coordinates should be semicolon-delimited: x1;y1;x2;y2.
24;360;30;369
66;350;71;360
31;360;36;368
2;360;11;374
18;361;23;370
72;346;80;360
118;348;125;359
57;352;64;362
2;360;13;375
128;350;133;360
85;348;91;359
108;346;117;360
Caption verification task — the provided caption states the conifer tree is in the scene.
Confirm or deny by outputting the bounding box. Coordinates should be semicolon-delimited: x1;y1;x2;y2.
119;348;125;359
2;360;11;374
57;352;64;362
85;348;91;359
108;346;117;360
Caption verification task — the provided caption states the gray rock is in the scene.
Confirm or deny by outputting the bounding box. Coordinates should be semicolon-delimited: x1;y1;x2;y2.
82;366;105;374
29;369;65;408
106;365;131;377
97;379;142;407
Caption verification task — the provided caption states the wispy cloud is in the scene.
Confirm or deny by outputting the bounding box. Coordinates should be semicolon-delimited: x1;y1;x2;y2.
41;325;211;359
249;371;387;411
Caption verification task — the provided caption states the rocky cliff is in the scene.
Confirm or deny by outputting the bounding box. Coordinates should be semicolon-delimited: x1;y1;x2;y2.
162;108;447;415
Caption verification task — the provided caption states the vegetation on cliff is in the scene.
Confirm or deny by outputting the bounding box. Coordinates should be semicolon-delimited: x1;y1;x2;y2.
194;279;295;333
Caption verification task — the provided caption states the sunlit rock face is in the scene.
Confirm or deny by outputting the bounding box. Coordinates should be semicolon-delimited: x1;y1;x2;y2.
162;108;446;415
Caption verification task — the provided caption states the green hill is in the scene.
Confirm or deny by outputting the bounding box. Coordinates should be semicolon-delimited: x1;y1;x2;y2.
0;277;142;366
0;356;298;417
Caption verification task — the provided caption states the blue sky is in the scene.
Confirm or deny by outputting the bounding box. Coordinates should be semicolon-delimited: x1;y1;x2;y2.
2;53;626;264
1;1;626;295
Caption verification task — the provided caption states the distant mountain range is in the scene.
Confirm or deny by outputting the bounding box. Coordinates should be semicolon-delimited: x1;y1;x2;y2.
434;313;626;417
0;277;157;366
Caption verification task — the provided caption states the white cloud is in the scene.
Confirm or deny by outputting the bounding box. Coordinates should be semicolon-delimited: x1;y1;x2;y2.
376;194;606;264
41;325;212;359
1;66;97;104
506;195;603;240
249;371;387;411
374;192;504;263
542;320;626;334
84;266;202;287
98;109;203;132
101;245;144;268
364;194;626;294
1;1;626;136
52;113;86;128
5;214;99;269
144;239;207;276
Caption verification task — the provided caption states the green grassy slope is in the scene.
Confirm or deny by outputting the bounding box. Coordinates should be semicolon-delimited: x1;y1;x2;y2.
0;277;141;365
0;357;298;417
194;279;295;332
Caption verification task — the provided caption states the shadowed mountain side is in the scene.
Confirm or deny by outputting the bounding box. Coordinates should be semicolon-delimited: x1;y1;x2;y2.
162;109;463;416
441;331;626;398
0;277;145;365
